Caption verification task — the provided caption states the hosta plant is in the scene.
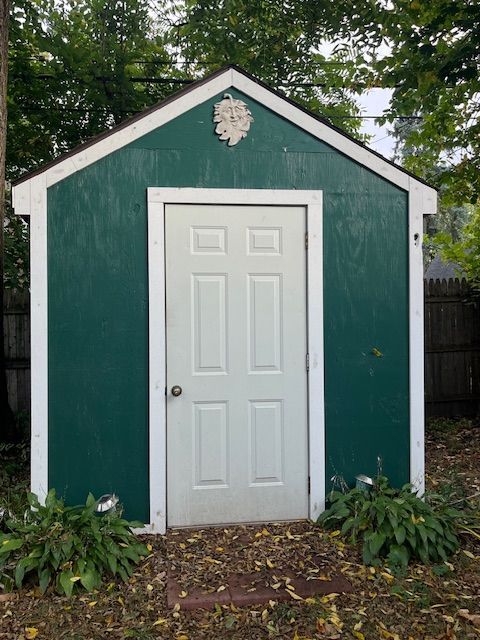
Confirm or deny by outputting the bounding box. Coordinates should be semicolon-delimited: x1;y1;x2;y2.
317;476;460;568
0;490;149;596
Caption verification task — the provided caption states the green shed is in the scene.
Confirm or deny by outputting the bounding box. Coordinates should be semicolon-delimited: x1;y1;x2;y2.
12;66;436;533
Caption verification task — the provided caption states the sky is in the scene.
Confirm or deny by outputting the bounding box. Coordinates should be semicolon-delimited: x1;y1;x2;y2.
317;42;397;161
358;88;396;159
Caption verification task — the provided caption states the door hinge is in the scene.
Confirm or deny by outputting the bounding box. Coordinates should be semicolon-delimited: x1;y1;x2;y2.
305;232;308;250
306;353;310;372
308;476;311;494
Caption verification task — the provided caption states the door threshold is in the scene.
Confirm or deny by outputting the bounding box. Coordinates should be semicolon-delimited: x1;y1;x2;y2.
167;518;310;531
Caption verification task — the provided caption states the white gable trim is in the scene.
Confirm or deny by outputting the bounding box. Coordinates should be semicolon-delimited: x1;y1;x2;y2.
13;67;437;214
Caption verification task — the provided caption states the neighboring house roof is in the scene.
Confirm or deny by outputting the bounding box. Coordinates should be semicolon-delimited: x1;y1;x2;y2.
424;254;465;281
12;65;437;216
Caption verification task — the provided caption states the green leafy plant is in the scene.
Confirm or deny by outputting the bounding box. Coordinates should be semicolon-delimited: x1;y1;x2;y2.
0;490;149;596
317;476;459;568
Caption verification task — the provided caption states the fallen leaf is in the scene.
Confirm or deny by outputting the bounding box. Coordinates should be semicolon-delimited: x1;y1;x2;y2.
0;594;15;602
152;618;167;626
320;593;339;603
287;589;304;601
458;609;480;627
25;629;38;640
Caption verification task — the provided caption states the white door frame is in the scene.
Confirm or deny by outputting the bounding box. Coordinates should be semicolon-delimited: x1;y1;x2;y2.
146;187;324;534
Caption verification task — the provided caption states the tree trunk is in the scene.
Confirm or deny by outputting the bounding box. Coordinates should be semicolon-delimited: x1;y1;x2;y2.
0;0;16;441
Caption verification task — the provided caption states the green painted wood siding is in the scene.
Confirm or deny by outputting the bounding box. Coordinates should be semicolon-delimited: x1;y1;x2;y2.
47;89;409;522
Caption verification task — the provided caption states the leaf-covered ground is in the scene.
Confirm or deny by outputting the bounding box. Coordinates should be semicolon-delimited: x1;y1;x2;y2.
1;419;480;640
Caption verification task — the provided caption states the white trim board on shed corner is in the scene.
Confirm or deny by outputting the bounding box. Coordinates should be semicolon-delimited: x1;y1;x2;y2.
147;188;325;534
12;67;437;216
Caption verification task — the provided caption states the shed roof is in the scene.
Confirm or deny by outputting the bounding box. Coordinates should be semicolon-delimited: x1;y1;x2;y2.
12;65;437;216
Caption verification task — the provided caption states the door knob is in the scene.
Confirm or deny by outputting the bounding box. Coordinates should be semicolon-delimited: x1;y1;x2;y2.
171;385;182;397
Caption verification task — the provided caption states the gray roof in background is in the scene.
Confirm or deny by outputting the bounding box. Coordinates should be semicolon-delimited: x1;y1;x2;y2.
424;254;466;281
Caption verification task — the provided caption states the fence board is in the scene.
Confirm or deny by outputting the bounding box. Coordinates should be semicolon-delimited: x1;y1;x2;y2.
425;278;480;418
3;289;30;413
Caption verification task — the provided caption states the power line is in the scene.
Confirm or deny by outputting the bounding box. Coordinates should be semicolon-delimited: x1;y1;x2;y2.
11;72;397;90
14;73;194;85
15;104;423;120
23;56;349;67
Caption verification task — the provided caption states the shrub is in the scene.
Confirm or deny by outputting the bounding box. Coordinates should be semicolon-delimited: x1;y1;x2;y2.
0;490;149;596
317;476;459;568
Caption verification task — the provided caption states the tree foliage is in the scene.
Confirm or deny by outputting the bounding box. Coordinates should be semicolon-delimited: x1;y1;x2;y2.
8;0;180;180
4;200;28;290
319;0;480;203
392;118;471;243
162;0;365;136
433;206;480;297
5;0;184;290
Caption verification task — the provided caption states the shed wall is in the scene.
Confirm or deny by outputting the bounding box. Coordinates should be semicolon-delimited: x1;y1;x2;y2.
47;89;409;521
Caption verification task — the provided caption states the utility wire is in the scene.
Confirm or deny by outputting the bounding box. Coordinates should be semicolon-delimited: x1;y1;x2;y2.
11;72;397;89
22;56;350;67
14;74;395;89
16;104;423;120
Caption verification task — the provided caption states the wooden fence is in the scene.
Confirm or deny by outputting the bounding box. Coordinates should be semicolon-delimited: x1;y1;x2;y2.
3;282;480;418
3;289;30;414
425;278;480;418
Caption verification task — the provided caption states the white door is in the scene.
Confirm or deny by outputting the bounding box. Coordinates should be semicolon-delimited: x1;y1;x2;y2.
165;204;308;527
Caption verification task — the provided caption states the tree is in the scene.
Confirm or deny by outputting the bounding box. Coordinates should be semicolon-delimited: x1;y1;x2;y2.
433;206;480;297
392;117;471;242
1;0;17;440
162;0;365;137
317;0;480;204
8;0;180;180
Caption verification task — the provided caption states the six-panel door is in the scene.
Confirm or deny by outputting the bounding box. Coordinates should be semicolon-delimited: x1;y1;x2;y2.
165;204;308;526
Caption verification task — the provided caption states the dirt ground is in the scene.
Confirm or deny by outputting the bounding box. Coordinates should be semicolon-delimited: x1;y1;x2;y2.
1;419;479;640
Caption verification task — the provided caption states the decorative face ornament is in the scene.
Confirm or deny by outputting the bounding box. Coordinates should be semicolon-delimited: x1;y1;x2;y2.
213;93;254;146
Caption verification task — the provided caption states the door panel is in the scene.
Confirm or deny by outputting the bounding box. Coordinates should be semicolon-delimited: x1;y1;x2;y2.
166;204;307;526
